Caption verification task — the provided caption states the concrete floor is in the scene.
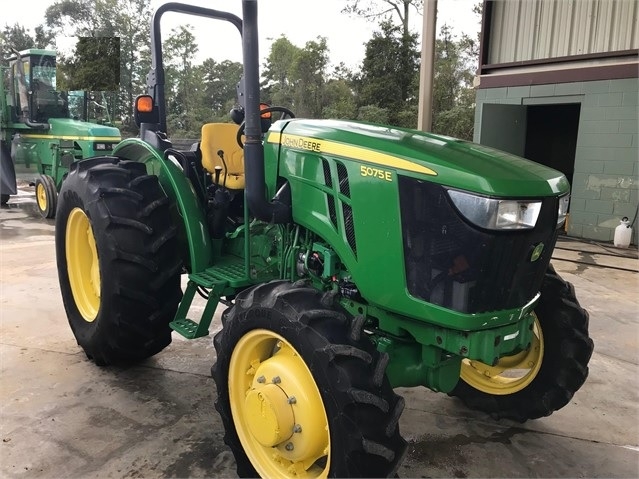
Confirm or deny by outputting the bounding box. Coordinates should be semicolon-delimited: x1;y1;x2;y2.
1;185;638;478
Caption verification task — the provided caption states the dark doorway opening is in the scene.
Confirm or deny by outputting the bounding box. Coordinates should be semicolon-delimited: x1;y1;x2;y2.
524;104;581;186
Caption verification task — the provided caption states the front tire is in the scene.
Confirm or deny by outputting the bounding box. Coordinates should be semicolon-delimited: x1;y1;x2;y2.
35;174;57;218
450;264;594;422
213;281;407;478
55;157;182;365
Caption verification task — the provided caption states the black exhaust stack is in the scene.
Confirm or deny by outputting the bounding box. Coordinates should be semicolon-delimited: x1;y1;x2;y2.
241;0;291;224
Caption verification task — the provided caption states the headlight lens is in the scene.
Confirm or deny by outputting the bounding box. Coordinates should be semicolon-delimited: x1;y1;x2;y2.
447;189;542;230
557;194;570;226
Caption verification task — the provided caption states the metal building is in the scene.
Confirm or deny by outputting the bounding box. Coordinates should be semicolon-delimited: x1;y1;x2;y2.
474;0;638;243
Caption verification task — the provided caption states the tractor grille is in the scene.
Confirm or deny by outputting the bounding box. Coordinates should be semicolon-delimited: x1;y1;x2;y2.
398;176;559;314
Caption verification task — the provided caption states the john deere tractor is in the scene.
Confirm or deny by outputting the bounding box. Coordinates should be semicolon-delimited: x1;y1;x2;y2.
54;2;593;477
0;48;120;216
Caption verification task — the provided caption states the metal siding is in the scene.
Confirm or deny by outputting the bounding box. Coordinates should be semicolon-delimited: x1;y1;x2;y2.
536;0;555;58
592;0;614;52
488;0;639;64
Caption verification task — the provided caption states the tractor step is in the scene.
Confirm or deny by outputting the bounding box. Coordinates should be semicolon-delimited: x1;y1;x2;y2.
193;257;252;287
169;318;202;338
170;276;227;339
169;258;251;340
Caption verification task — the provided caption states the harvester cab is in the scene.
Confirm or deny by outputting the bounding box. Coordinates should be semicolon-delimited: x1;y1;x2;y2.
0;48;120;216
54;1;593;477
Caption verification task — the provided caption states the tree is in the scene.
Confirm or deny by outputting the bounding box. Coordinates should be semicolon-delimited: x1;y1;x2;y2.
343;0;423;38
0;24;36;55
113;0;153;130
344;0;481;137
290;37;329;118
430;16;480;140
44;0;153;131
163;25;199;136
57;37;120;91
357;20;419;127
0;23;53;66
323;64;357;119
200;58;243;119
261;36;301;108
45;0;119;37
357;104;389;123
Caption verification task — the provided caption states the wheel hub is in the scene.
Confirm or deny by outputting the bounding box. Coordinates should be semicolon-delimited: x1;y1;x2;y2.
460;315;544;395
244;383;294;447
65;208;100;322
229;330;331;477
36;183;47;211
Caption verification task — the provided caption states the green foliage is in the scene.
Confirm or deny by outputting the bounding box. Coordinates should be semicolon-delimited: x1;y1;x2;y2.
44;0;152;132
290;37;329;118
261;36;301;107
57;37;120;91
262;36;334;119
0;24;36;55
322;77;357;119
431;25;478;140
163;25;199;137
201;59;243;115
45;0;119;37
0;23;53;67
8;0;479;141
357;20;419;128
345;0;480;138
112;0;153;131
357;105;389;123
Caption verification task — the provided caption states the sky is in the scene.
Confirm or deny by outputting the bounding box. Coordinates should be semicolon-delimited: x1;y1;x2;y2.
4;0;481;70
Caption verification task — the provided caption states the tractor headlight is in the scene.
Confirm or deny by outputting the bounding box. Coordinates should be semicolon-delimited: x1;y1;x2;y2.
557;194;570;226
447;189;542;230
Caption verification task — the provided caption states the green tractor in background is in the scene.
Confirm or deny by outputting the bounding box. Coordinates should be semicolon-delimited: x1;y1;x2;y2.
0;48;120;217
54;2;593;477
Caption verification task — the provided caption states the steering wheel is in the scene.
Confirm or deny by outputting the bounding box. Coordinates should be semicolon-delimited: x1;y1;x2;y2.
236;106;296;148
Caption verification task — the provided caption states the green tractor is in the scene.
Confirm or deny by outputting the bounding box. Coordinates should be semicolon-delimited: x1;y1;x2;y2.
0;48;120;217
54;2;593;477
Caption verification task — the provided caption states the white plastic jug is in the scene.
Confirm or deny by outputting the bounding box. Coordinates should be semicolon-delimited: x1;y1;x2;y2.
613;217;632;248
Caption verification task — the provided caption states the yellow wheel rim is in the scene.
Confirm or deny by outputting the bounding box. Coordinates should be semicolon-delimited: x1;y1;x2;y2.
36;182;47;212
460;315;544;395
65;208;101;322
229;329;330;478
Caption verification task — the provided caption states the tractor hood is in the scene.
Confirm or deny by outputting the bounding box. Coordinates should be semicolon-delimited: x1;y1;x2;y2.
46;118;121;140
272;119;569;198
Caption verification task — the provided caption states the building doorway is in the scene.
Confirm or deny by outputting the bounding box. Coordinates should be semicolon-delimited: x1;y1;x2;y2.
479;102;580;186
524;104;580;186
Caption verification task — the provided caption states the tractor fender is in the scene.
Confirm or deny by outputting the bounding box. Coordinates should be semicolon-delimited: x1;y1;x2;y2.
0;141;17;196
113;138;212;273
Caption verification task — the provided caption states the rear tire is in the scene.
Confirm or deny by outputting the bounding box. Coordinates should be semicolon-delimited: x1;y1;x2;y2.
0;194;9;206
450;264;593;422
35;174;57;218
213;281;407;478
55;157;182;365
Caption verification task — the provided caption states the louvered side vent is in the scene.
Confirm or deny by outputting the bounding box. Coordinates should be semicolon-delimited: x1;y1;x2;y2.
343;203;356;256
322;158;333;188
336;161;350;198
322;158;337;227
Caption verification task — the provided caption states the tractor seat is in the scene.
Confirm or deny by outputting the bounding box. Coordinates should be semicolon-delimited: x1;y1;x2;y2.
200;123;245;190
